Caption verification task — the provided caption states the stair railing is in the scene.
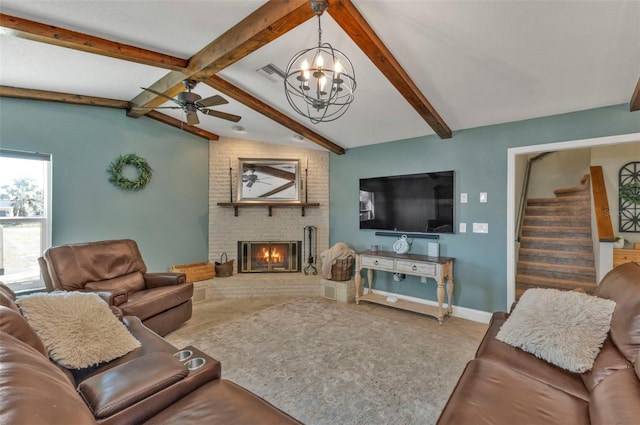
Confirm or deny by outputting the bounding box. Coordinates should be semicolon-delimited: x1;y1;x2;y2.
589;165;614;242
516;152;554;242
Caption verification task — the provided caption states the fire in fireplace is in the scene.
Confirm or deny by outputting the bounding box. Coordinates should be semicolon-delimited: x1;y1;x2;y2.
238;241;302;273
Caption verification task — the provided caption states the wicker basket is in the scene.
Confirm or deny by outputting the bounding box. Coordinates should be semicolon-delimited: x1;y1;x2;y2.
330;256;354;281
169;261;214;283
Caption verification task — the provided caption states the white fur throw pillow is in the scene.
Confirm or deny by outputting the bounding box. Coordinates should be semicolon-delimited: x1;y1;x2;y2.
496;288;615;373
17;292;140;369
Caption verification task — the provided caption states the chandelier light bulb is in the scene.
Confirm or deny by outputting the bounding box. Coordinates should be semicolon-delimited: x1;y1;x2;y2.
335;60;342;74
319;75;327;92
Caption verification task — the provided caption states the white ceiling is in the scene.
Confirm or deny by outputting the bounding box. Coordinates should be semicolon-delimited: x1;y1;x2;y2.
1;0;638;151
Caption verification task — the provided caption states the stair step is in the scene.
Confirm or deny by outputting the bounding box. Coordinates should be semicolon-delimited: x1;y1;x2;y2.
524;205;590;216
523;215;590;227
518;248;594;267
521;225;592;238
516;274;597;294
554;185;590;197
518;261;596;280
527;195;590;207
520;236;593;252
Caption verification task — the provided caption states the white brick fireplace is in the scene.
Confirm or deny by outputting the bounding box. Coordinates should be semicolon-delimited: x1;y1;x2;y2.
206;137;330;298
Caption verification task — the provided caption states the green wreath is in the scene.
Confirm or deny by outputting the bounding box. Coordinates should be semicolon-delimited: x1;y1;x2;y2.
107;153;153;191
619;182;640;205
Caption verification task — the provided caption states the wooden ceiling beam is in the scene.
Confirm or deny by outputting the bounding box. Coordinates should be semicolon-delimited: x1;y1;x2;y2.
630;76;640;112
145;111;219;140
0;13;188;71
127;0;314;117
206;75;345;155
0;9;341;151
250;165;296;181
0;86;217;140
259;181;296;198
0;85;130;109
327;0;452;139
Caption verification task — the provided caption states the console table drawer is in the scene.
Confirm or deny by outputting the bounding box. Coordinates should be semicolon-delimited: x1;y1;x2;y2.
361;256;395;271
395;260;436;276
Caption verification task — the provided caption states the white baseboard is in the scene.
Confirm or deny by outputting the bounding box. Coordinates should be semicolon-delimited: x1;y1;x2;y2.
364;288;492;324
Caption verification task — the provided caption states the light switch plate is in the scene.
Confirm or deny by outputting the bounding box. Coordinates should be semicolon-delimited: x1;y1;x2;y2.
460;193;468;203
473;223;489;233
459;223;466;233
480;192;488;203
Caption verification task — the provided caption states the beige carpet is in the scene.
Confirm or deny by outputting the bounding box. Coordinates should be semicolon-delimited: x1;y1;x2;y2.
167;299;479;425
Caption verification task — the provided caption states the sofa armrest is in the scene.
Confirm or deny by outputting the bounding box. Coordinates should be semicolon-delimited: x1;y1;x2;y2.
82;288;128;307
144;272;187;288
77;352;188;419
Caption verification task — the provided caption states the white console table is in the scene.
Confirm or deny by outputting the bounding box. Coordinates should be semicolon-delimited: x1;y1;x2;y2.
355;250;454;325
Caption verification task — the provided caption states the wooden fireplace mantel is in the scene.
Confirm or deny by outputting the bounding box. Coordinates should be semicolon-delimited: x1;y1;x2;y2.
217;202;320;217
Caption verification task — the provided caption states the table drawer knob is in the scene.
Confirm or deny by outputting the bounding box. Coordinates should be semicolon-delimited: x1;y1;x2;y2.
412;265;417;271
374;260;379;265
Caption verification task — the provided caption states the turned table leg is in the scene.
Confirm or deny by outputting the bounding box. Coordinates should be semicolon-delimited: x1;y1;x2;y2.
437;277;445;325
447;276;454;315
355;257;362;304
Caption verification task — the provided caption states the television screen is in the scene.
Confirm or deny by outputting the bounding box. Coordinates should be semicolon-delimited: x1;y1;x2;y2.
359;171;454;233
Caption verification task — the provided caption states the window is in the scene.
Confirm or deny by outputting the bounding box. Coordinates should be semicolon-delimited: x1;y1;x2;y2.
0;149;51;294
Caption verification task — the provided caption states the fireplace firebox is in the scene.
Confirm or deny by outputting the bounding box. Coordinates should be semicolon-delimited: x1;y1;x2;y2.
238;241;302;273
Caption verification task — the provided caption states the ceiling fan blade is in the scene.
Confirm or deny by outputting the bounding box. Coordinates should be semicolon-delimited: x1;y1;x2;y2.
197;95;228;108
131;106;182;110
202;109;242;122
186;112;200;126
140;87;182;105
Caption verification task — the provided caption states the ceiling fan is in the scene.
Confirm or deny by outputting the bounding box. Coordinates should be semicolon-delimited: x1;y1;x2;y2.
136;79;241;125
243;170;272;188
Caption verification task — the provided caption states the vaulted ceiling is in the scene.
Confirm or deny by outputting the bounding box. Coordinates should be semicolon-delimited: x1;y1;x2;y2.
1;0;639;155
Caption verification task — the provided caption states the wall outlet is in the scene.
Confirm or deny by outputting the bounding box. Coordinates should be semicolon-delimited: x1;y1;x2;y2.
480;192;488;203
420;276;427;283
460;193;468;203
473;223;489;233
459;222;467;233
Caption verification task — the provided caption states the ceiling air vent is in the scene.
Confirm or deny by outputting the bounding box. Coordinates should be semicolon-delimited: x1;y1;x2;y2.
256;63;286;83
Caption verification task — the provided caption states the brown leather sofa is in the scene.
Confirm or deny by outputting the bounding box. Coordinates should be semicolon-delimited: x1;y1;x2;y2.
0;283;303;425
437;262;640;425
38;239;193;336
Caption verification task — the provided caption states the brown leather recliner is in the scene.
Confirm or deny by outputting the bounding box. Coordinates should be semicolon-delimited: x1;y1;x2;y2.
38;239;193;336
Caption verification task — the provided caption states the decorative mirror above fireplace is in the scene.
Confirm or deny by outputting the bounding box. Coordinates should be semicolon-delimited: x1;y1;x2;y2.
237;158;300;203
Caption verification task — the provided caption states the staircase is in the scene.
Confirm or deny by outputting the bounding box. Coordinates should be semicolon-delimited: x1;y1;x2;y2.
516;175;598;299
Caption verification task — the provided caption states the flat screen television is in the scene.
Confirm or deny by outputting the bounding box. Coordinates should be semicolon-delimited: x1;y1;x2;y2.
359;171;454;233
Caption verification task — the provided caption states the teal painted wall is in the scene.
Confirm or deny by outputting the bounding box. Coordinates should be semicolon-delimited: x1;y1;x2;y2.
330;104;640;313
0;98;209;271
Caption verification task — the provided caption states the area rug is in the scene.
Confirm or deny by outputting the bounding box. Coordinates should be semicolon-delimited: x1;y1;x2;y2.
167;299;478;425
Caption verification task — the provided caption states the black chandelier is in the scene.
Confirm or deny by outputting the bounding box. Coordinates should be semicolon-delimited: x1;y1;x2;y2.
284;0;356;124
